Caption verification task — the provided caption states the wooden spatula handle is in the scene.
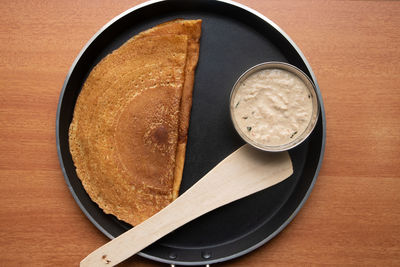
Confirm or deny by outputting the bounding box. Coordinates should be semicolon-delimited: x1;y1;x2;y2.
80;144;293;267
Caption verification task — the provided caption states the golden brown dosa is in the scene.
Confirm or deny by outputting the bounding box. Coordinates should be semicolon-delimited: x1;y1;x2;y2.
69;20;201;225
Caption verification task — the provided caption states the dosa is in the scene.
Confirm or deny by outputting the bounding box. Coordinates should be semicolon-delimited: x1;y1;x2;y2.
69;19;201;225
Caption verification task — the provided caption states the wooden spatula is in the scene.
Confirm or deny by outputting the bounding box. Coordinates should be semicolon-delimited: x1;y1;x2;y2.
81;144;293;267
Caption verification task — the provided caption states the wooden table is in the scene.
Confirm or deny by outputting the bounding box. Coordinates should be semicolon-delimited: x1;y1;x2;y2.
1;0;399;266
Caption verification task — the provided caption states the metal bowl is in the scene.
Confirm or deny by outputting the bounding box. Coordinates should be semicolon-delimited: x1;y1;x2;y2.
230;62;320;152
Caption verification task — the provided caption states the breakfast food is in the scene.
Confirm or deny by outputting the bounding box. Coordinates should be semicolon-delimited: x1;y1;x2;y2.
69;19;202;225
231;67;314;147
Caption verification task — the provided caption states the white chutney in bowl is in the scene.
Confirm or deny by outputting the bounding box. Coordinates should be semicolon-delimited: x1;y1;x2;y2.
230;62;319;152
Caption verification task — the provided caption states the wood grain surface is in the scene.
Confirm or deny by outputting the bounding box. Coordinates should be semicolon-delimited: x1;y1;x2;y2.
0;0;399;266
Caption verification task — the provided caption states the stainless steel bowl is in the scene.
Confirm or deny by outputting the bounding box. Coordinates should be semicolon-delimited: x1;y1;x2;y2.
230;62;320;152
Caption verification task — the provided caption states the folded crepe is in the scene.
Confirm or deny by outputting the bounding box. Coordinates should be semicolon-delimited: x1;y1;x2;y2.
69;19;202;225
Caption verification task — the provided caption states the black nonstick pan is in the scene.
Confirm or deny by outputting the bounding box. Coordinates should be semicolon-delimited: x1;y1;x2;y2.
56;0;326;265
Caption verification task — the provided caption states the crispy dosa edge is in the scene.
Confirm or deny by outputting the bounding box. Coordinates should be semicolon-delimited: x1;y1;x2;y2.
136;19;202;199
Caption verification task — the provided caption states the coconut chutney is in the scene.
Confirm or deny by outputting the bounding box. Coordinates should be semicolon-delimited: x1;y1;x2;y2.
232;68;313;147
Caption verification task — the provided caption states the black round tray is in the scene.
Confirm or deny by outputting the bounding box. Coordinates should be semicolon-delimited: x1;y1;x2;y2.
56;0;326;265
